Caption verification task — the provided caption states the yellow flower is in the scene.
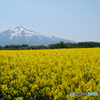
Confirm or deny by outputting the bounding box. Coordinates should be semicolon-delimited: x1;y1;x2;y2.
1;48;100;100
14;97;24;100
7;95;11;99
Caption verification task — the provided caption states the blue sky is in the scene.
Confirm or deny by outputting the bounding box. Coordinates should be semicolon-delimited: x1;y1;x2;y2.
0;0;100;42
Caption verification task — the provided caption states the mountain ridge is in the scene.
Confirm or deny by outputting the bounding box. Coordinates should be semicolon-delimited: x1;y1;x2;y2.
0;26;76;46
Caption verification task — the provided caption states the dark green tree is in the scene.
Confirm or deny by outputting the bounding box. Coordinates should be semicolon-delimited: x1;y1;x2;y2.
59;41;65;48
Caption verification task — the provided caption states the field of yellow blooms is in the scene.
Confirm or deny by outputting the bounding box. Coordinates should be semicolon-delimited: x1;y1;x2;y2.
0;48;100;100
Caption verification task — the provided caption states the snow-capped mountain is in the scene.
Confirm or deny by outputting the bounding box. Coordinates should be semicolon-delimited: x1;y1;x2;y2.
0;26;76;46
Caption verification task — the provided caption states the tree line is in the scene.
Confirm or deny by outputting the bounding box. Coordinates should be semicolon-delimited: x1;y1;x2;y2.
0;41;100;50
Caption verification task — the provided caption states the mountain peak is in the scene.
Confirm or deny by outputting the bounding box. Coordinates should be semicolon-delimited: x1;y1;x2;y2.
16;26;24;28
15;26;24;30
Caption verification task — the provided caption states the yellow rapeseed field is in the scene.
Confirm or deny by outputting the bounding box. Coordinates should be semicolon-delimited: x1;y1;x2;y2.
0;48;100;100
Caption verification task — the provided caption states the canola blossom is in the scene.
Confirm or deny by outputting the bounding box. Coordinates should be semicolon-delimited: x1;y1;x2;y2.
0;48;100;100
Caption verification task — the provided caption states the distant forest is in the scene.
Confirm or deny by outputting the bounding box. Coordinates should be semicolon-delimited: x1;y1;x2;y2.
0;41;100;50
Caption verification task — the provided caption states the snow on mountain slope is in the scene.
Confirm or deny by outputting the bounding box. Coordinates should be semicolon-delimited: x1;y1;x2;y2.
8;26;42;40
